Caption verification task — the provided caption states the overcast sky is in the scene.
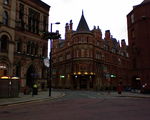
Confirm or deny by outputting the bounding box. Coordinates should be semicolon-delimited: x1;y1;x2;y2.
42;0;143;44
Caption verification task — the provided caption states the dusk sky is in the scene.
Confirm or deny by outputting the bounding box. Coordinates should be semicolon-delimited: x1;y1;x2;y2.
42;0;143;44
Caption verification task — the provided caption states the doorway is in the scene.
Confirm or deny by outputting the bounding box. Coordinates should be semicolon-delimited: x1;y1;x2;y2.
26;65;37;88
132;76;141;89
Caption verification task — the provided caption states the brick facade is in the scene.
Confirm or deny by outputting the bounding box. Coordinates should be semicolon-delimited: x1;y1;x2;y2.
52;12;130;90
127;0;150;89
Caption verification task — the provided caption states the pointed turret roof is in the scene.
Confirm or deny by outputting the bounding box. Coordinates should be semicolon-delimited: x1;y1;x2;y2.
76;11;90;32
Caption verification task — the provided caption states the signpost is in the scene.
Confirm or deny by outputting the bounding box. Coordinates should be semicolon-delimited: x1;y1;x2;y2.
44;58;51;96
42;22;60;96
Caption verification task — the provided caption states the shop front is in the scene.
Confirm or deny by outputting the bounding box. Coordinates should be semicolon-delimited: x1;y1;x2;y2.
0;76;20;98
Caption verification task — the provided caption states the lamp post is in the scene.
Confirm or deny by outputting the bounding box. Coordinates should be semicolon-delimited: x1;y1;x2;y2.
49;22;60;96
51;22;60;33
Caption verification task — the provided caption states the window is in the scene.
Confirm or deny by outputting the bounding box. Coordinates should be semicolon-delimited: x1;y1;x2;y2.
31;43;35;55
35;44;39;55
28;8;40;33
27;42;31;54
19;4;25;29
111;48;116;53
59;42;64;48
19;4;24;19
16;64;21;77
96;41;100;46
81;49;84;57
16;41;22;53
3;11;8;25
59;56;63;62
0;35;8;53
84;49;89;57
66;53;71;59
104;44;109;51
76;49;79;57
131;14;134;23
96;51;102;59
42;45;47;57
3;0;9;5
43;16;48;32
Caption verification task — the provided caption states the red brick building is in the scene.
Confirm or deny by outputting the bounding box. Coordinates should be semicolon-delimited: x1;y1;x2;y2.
127;0;150;90
52;12;130;90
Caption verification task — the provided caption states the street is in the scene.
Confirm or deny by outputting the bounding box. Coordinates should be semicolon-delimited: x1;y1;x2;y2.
0;90;150;120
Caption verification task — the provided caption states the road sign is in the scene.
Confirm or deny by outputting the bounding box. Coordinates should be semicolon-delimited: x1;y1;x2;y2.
44;58;50;67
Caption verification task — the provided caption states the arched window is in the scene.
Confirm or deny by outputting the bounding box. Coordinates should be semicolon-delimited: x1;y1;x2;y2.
3;0;9;5
0;35;9;53
3;11;8;25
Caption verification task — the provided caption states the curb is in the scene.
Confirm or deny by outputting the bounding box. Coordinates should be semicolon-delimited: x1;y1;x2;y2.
0;93;66;107
97;92;150;98
116;95;150;98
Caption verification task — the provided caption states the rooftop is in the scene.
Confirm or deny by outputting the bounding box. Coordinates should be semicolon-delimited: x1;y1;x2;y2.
76;11;90;32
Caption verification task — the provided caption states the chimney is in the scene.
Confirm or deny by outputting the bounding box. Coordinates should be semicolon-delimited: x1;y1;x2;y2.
65;23;69;32
121;39;126;47
69;20;73;30
105;30;111;40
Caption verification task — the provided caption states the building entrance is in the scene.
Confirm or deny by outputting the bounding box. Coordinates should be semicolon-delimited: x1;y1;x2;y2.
80;77;87;89
73;75;94;89
132;76;141;89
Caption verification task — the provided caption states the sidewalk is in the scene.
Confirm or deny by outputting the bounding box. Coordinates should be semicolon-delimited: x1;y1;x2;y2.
98;91;150;98
0;90;65;106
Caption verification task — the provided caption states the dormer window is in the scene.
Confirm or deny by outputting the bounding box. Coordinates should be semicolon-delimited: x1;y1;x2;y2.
3;0;9;5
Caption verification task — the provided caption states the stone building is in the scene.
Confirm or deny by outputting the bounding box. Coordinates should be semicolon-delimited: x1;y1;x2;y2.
0;0;50;90
52;12;130;90
127;0;150;90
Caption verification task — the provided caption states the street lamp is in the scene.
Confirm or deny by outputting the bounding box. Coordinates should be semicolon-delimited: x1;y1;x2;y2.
51;22;60;32
49;22;60;96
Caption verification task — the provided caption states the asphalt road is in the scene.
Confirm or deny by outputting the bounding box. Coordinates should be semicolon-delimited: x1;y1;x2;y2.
0;90;150;120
